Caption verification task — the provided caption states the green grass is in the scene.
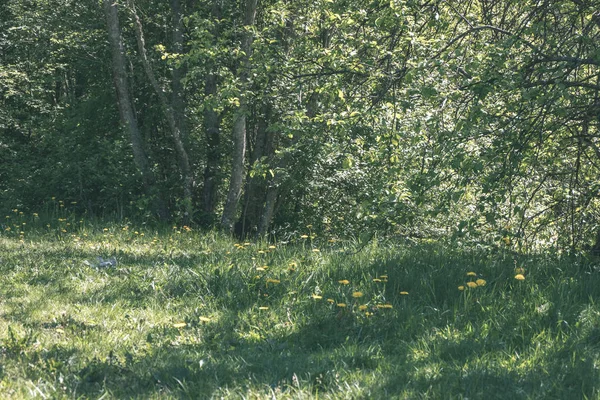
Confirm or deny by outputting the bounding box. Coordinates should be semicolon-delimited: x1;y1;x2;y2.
1;220;600;398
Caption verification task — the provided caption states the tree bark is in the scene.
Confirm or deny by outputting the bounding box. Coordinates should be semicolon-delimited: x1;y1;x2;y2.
258;175;280;236
239;104;274;237
102;0;167;220
170;0;187;142
202;73;221;223
221;108;248;232
221;0;258;233
129;0;193;223
201;0;222;225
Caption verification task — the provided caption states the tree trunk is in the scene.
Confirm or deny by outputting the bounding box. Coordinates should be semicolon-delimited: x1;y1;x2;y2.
170;0;187;142
201;0;222;226
592;229;600;256
220;0;258;233
102;0;167;220
258;176;279;236
239;105;274;237
202;73;221;224
222;109;248;232
129;0;193;223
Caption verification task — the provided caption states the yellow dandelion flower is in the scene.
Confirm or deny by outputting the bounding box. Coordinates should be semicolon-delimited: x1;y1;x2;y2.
199;317;211;323
338;280;350;285
352;291;364;298
312;248;320;252
380;275;388;279
466;272;477;276
337;303;347;308
258;250;265;254
258;306;269;310
327;298;335;304
311;294;323;300
476;279;487;286
400;291;409;295
358;305;368;311
466;281;478;288
173;322;187;328
268;245;276;249
515;274;525;280
266;278;280;284
256;267;266;272
300;234;309;239
383;304;393;309
458;285;465;291
373;278;382;282
244;242;251;246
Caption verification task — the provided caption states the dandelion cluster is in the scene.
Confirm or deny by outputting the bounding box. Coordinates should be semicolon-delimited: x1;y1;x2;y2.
460;272;487;291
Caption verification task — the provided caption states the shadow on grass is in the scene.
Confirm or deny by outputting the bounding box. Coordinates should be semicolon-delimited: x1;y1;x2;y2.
2;241;600;398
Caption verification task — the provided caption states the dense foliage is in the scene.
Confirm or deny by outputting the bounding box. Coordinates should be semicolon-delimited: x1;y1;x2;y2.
1;0;599;251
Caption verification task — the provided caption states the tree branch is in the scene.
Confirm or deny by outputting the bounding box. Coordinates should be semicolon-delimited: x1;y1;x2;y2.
434;25;543;60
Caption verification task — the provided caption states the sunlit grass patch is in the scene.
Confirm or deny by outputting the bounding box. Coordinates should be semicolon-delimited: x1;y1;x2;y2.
1;226;600;398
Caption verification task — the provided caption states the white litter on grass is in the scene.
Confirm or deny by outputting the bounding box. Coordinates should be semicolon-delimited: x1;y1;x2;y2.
84;256;117;268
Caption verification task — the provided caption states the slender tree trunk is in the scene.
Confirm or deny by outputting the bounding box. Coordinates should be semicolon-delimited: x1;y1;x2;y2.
170;0;187;142
202;73;221;223
201;0;222;225
222;109;248;232
102;0;168;220
221;0;258;232
129;0;193;223
170;0;194;223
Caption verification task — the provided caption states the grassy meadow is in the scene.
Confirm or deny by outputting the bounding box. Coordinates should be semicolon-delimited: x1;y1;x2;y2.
1;213;600;398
